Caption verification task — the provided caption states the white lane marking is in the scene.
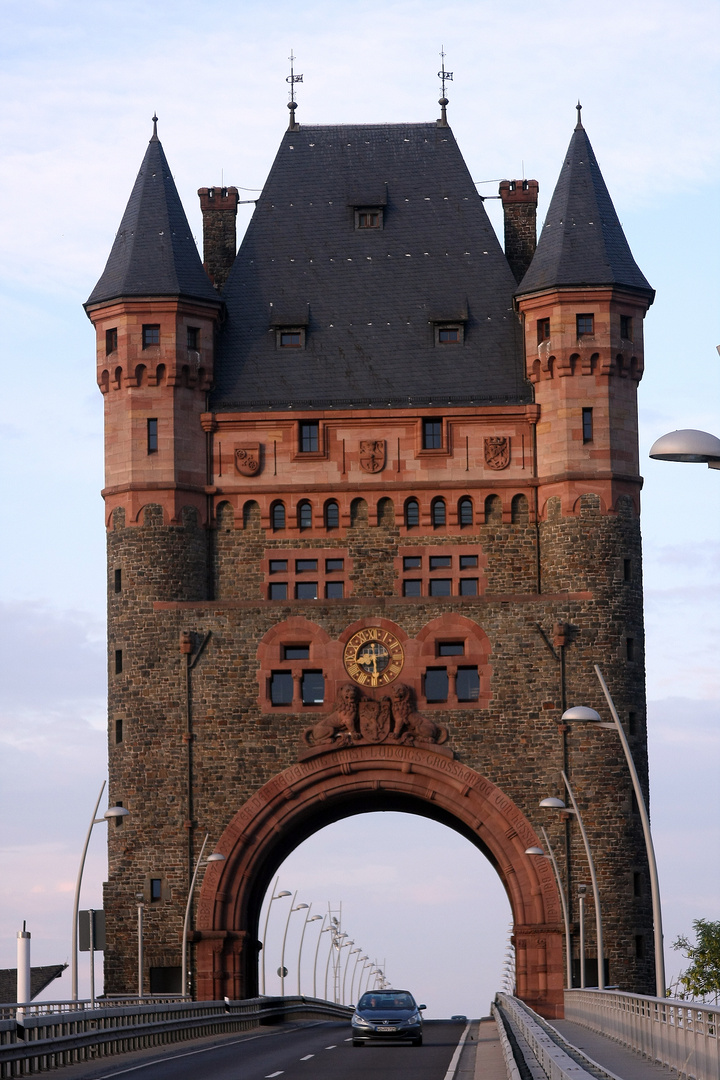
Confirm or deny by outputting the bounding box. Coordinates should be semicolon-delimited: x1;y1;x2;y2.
325;1044;337;1049
300;1054;315;1060
266;1073;284;1078
344;1037;352;1042
443;1021;473;1080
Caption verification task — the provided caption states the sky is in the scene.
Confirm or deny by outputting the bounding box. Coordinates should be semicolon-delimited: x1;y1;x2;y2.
0;0;719;1017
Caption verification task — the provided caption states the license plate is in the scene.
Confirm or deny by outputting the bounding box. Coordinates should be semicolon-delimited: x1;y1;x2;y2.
378;1026;397;1033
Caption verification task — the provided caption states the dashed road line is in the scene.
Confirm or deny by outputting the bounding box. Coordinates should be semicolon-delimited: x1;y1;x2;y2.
325;1044;337;1049
265;1073;284;1078
300;1054;315;1060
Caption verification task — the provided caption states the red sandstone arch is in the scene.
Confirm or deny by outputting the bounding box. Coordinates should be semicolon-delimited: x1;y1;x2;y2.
195;744;565;1017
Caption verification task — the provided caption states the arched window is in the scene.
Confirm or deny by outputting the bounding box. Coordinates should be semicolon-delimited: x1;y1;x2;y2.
511;494;528;524
405;498;419;529
271;501;286;531
325;500;339;530
484;494;502;524
298;500;312;530
432;498;446;527
458;497;473;527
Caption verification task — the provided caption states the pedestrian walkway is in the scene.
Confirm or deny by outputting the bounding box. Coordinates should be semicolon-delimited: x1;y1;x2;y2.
456;1018;509;1080
552;1019;681;1080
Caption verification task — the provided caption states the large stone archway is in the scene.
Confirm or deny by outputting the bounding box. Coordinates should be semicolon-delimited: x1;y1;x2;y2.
195;743;565;1017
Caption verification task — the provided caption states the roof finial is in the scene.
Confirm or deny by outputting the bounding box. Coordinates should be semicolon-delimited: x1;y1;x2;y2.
151;113;159;140
437;46;453;127
575;100;583;130
286;50;303;131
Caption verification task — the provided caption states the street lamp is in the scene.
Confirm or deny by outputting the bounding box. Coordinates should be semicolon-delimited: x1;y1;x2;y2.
181;834;225;998
562;662;666;997
297;910;322;995
525;824;572;989
350;953;368;1004
577;884;588;988
342;945;359;1003
71;781;129;1000
136;891;144;998
260;879;291;994
280;895;308;996
313;919;330;998
540;769;605;989
649;428;720;469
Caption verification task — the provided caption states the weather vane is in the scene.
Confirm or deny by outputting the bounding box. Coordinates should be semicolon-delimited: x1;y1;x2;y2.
437;46;453;126
287;50;303;130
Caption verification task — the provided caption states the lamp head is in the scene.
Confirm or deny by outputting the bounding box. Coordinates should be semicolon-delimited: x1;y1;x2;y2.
295;903;309;911
276;890;291;898
524;846;545;856
104;806;129;819
562;705;603;723
539;797;567;810
649;429;720;464
207;853;225;863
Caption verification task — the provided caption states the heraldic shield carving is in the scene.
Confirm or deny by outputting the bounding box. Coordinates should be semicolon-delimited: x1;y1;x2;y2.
359;439;386;473
484;436;510;471
234;444;262;476
302;683;448;750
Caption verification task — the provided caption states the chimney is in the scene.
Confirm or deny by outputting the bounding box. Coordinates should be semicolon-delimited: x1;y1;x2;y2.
499;179;539;284
197;187;239;292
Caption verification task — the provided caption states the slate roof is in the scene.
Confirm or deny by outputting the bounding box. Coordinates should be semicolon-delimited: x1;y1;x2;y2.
0;965;66;1004
212;124;530;411
516;120;654;300
86;133;218;308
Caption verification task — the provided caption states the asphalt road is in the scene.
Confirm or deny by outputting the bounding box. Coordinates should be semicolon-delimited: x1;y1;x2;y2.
61;1019;469;1080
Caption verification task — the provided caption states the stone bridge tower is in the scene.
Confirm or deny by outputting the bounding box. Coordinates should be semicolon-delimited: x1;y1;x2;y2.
85;104;655;1018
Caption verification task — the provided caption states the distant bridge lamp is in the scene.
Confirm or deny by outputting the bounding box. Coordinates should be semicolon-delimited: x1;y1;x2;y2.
280;895;309;996
297;910;322;996
260;880;291;995
525;824;572;989
181;835;225;998
350;953;368;1004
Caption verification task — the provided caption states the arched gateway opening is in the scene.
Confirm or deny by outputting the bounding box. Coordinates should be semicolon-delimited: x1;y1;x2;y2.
195;744;565;1017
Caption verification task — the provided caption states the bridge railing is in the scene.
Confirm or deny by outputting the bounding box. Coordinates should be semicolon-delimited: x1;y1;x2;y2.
564;988;719;1080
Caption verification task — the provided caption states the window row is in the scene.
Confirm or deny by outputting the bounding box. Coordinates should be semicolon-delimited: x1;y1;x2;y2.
268;494;530;531
272;322;464;351
104;325;200;354
267;665;481;706
536;314;633;343
403;578;478;597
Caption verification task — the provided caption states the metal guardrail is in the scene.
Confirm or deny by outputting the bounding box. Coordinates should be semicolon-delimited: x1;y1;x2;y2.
496;994;603;1080
0;996;352;1077
564;988;719;1080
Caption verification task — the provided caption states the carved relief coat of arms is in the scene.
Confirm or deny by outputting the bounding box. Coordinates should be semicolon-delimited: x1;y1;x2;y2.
234;444;262;476
359;439;386;473
484;436;510;471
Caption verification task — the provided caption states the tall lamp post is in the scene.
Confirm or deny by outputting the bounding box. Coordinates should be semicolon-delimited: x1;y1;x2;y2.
525;824;572;989
297;910;322;995
181;833;225;998
280;895;308;996
350;953;367;1004
540;769;605;989
313;919;329;998
562;662;666;997
343;947;360;1004
71;781;129;1000
260;879;291;994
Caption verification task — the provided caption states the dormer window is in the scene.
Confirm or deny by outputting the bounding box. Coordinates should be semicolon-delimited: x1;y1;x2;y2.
356;209;382;229
277;327;305;349
434;322;465;346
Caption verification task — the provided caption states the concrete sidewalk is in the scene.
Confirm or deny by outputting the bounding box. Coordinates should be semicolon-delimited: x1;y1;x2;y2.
551;1019;681;1080
456;1017;509;1080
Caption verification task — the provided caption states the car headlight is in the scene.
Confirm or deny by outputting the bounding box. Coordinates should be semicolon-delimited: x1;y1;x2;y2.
352;1014;372;1028
401;1013;421;1026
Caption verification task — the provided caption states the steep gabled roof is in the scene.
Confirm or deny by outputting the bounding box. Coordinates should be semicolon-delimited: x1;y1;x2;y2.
212;123;530;411
86;130;218;307
516;118;654;300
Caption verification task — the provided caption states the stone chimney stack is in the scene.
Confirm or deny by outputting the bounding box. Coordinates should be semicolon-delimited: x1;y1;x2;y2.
499;179;539;284
198;186;240;292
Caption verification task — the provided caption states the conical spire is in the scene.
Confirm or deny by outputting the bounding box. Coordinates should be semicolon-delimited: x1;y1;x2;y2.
86;121;218;307
516;114;653;300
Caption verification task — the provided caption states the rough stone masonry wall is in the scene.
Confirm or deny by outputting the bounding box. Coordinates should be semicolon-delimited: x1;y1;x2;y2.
104;497;653;997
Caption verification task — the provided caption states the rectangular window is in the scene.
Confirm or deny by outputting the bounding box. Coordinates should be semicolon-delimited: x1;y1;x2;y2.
635;934;645;959
422;419;443;449
576;313;594;337
429;555;451;570
269;582;288;600
582;408;593;443
283;645;309;660
269;560;288;574
325;581;344;598
403;556;422;570
115;717;123;744
459;555;478;569
629;711;638;735
403;579;422;597
536;317;550;344
459;578;478;596
147;418;158;453
270;671;294;705
620;315;633;341
142;324;160;348
114;801;124;827
106;327;118;354
438;327;460;343
626;637;635;661
325;558;344;572
300;421;319;453
296;559;318;572
187;326;199;350
457;666;480;701
114;569;122;593
301;671;325;706
150;878;162;902
438;642;464;656
114;649;123;675
425;667;449;703
296;581;318;600
624;558;632;581
633;872;642;898
280;331;302;347
357;211;381;229
429;578;451;597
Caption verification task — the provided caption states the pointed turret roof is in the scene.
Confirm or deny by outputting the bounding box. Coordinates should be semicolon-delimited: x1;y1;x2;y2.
86;122;218;307
516;111;654;300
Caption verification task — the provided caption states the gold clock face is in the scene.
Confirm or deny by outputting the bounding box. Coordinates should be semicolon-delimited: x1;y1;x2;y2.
343;628;404;688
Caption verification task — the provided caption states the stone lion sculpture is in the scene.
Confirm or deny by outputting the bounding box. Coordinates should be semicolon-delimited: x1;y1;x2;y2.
390;682;448;744
302;683;361;747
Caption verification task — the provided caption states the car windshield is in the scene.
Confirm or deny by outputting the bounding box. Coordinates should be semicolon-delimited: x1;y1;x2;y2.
358;992;415;1010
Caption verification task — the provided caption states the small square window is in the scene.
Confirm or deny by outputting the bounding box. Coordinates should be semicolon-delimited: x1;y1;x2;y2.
582;407;593;443
459;555;478;569
147;418;158;454
150;878;162;902
438;327;460;343
142;324;160;348
106;328;118;354
403;556;422;570
355;209;382;230
422;419;443;450
270;671;294;705
325;558;344;572
425;667;448;703
280;331;302;348
457;666;480;701
284;645;309;660
269;582;288;600
620;315;633;341
438;642;464;656
459;578;478;596
302;671;325;705
403;579;422;597
296;581;318;600
187;327;200;350
576;314;594;337
296;559;318;572
429;555;451;570
269;560;288;574
326;581;344;598
300;421;319;453
429;578;452;596
537;318;550;344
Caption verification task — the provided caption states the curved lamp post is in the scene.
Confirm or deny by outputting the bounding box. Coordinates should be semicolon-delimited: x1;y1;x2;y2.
350;953;367;1004
297;911;322;995
562;663;666;997
540;770;605;989
260;880;291;994
342;945;359;1003
71;781;129;1000
280;895;308;996
649;428;720;470
525;824;572;989
181;834;225;998
313;920;330;998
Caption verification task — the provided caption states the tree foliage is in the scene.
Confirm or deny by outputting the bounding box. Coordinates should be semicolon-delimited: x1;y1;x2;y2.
672;919;720;1001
